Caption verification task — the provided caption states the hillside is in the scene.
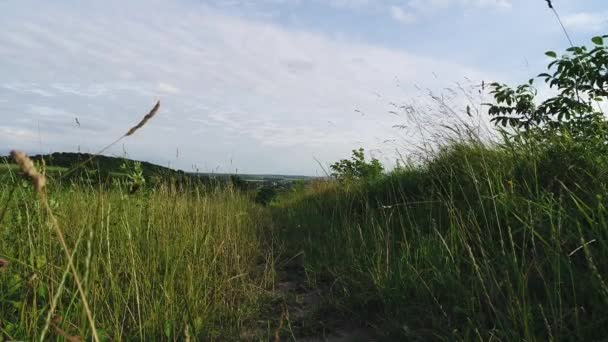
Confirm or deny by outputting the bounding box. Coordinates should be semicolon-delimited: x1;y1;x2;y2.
30;152;184;177
1;152;314;190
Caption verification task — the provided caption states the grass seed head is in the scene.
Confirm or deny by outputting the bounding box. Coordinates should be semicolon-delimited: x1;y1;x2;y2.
125;100;160;136
10;150;46;192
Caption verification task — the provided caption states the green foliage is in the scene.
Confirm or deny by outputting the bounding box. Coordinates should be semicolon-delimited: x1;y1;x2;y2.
119;160;146;193
255;184;278;205
0;181;274;340
330;148;384;181
488;35;608;144
275;141;608;340
229;174;249;191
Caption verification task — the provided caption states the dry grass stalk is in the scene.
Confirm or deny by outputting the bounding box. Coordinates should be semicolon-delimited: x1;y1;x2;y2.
41;205;100;342
10;150;99;342
10;150;46;192
274;303;290;342
58;100;160;180
125;100;160;136
51;316;83;342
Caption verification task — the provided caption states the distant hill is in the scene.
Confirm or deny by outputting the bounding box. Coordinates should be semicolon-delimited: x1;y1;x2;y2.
26;152;184;177
1;152;315;185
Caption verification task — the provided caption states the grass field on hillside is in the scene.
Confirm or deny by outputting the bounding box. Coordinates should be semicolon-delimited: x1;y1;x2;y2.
0;178;277;340
4;134;608;340
274;139;608;340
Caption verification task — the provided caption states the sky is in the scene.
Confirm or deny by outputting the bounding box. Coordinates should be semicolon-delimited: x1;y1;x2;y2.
0;0;606;175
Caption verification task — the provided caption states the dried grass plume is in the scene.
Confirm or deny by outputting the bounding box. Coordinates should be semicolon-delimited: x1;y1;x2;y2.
10;150;46;192
125;100;160;136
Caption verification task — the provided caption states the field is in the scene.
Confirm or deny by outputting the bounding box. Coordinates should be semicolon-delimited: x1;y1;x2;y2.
3;133;608;341
0;167;276;340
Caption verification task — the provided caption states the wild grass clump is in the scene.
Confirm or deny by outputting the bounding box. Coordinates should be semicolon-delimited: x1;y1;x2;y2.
0;179;275;340
274;137;608;340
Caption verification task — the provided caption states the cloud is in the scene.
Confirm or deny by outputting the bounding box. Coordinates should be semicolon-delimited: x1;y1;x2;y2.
562;12;608;32
408;0;511;12
211;0;371;10
390;6;416;24
157;82;180;94
3;83;55;97
0;0;492;174
323;0;371;10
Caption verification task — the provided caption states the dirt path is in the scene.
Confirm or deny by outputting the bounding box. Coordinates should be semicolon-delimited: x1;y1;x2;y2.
254;258;378;341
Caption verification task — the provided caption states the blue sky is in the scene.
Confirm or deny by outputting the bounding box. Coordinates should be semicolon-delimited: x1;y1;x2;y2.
1;0;606;175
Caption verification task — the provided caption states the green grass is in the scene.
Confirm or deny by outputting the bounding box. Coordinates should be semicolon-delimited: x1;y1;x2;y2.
0;164;67;173
273;138;608;340
3;135;608;340
0;181;276;340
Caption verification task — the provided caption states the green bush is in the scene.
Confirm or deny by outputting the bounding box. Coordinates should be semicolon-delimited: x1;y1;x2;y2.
330;148;384;181
255;184;278;205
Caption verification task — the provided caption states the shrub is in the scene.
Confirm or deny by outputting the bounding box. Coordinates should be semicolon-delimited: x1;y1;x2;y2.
330;148;384;181
255;184;278;205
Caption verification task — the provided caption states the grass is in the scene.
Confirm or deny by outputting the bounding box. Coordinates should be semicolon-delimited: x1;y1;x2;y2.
0;164;67;174
4;136;608;340
3;130;608;340
273;137;608;340
0;173;276;340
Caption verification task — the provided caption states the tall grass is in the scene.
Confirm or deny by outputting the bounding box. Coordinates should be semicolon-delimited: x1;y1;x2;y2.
3;85;608;340
274;135;608;340
0;175;275;340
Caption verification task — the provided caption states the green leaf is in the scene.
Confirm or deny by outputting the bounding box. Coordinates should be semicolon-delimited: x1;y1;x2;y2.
592;36;604;45
38;284;48;299
545;51;558;58
164;320;172;338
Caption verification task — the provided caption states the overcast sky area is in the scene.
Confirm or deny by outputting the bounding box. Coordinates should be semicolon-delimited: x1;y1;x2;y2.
1;0;606;175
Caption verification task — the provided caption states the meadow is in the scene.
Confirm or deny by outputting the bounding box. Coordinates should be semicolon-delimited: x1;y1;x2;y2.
2;36;608;341
0;166;276;340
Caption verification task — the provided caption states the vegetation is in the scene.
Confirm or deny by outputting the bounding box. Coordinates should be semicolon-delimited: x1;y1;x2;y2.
272;35;608;340
0;161;279;340
487;33;608;147
330;148;384;181
2;35;608;341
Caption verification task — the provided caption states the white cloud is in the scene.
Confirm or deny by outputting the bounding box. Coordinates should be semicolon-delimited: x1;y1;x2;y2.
323;0;370;9
390;6;416;24
563;12;608;32
214;0;371;10
408;0;511;12
3;83;55;97
157;82;180;95
0;0;491;174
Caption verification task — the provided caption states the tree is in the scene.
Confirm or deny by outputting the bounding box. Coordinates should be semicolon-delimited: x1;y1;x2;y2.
487;35;608;143
330;148;384;181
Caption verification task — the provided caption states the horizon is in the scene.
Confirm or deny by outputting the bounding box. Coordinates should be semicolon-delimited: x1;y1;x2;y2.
1;0;606;176
1;150;318;177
